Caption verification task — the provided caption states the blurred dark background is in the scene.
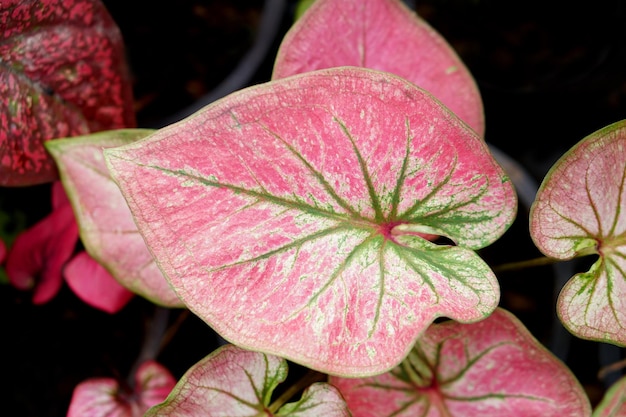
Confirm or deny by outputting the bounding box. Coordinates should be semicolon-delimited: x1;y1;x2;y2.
2;0;626;415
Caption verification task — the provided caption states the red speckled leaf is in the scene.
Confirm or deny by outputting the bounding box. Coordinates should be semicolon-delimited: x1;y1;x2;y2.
530;120;626;346
331;308;591;417
273;0;484;135
67;361;176;417
105;68;515;376
0;0;135;186
45;130;182;307
593;376;626;417
145;345;350;416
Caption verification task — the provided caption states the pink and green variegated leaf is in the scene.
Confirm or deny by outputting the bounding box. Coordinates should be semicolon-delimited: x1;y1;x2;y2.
0;0;135;186
593;376;626;417
145;345;350;417
331;308;591;417
45;130;182;307
67;360;176;417
105;67;516;376
530;120;626;346
273;0;484;136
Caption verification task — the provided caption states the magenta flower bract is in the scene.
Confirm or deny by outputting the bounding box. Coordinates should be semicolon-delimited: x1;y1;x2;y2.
6;181;133;312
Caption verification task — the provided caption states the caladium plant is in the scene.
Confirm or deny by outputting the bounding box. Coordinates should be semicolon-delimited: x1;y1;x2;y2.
104;67;516;376
4;0;626;415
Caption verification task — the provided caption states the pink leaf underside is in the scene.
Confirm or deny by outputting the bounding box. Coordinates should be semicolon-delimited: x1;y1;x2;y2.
5;181;79;304
145;344;349;417
530;120;626;345
64;251;134;314
330;308;591;417
45;130;183;307
105;67;516;376
593;376;626;417
0;0;135;186
272;0;484;136
67;360;175;417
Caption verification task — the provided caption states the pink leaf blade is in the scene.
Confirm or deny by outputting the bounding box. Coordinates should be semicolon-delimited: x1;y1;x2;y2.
593;375;626;417
277;383;351;416
530;120;626;346
145;345;289;416
0;0;135;186
67;360;175;417
273;0;484;135
105;68;515;376
45;130;183;307
331;308;592;417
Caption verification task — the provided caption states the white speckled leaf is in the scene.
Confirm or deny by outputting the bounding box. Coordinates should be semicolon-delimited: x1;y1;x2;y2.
531;120;626;346
145;345;350;417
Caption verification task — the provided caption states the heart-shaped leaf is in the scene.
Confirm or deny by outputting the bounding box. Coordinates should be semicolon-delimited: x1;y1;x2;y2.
593;375;626;417
105;67;516;376
145;345;350;416
330;308;591;417
0;0;135;186
45;130;183;307
273;0;484;135
67;360;176;417
530;120;626;345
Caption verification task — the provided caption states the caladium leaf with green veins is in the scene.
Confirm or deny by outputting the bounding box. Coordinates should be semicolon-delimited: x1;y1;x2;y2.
0;0;135;186
593;375;626;417
273;0;484;136
330;308;591;417
530;120;626;346
45;130;183;307
145;344;350;417
105;67;516;376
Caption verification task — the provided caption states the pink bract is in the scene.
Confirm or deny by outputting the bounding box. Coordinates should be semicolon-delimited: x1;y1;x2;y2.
145;344;350;416
6;181;78;303
0;0;135;186
67;360;176;417
46;130;183;307
273;0;484;135
65;251;134;314
530;120;626;346
105;67;516;376
331;308;591;417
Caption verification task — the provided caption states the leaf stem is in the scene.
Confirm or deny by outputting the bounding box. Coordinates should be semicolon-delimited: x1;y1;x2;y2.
267;369;326;413
492;246;598;273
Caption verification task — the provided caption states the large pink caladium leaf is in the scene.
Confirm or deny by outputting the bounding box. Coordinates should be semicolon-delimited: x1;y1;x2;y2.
530;120;626;346
331;308;591;417
593;376;626;417
67;360;176;417
145;344;350;416
105;67;516;376
45;130;183;307
0;0;135;186
273;0;484;136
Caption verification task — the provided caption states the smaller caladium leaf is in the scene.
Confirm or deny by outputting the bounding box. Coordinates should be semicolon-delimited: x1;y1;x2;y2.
273;0;484;135
331;308;592;417
105;67;515;376
530;120;626;346
0;0;135;186
593;375;626;417
145;345;350;417
67;360;176;417
45;130;183;307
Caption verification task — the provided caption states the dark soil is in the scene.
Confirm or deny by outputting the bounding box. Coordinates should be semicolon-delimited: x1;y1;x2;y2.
3;0;626;415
